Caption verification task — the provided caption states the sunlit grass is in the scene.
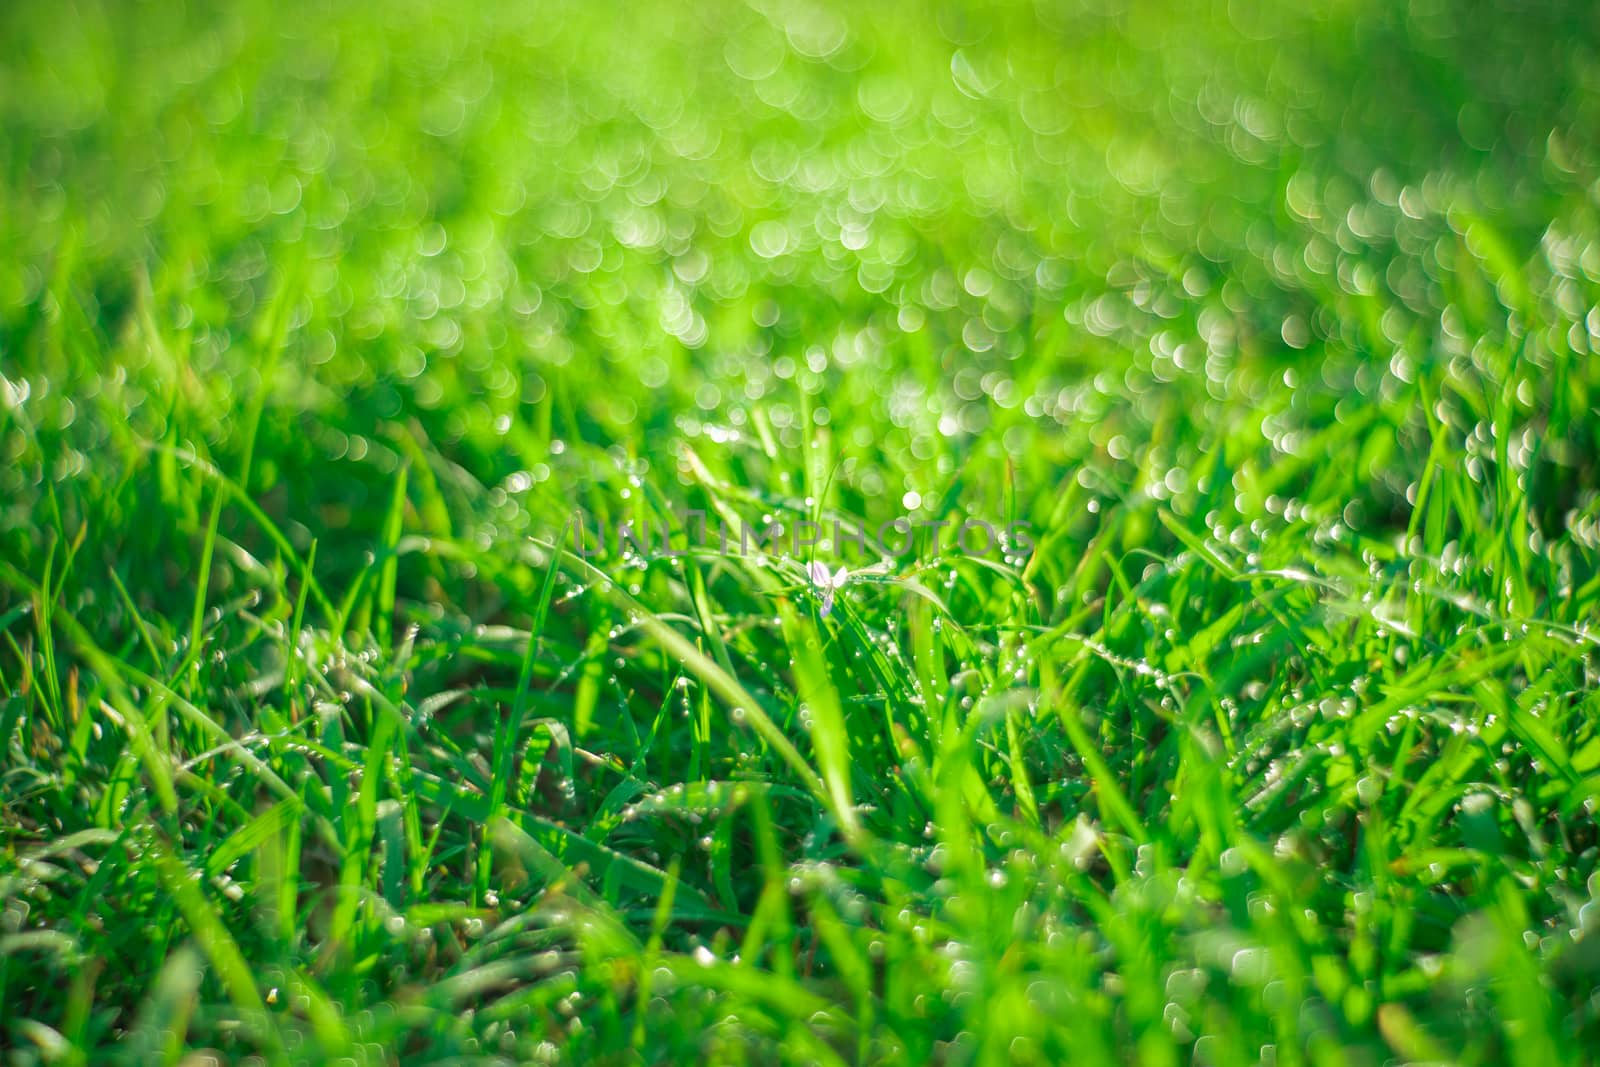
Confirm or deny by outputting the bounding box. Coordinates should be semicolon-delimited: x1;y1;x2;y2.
2;0;1599;1062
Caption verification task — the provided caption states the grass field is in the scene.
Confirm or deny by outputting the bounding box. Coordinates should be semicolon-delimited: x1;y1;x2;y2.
3;0;1600;1062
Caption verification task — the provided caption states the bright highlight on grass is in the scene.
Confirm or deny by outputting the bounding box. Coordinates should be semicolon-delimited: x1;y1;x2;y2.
2;0;1600;1063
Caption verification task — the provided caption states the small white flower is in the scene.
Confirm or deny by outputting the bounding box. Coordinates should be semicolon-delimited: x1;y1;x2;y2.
808;560;851;617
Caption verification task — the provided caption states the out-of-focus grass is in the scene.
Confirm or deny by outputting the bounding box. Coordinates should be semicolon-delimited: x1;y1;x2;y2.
2;0;1600;1062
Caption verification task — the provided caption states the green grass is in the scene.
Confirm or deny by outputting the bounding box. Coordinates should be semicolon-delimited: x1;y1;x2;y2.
3;0;1600;1062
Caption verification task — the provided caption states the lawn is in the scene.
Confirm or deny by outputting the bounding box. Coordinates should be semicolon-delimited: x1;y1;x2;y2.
2;0;1600;1063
